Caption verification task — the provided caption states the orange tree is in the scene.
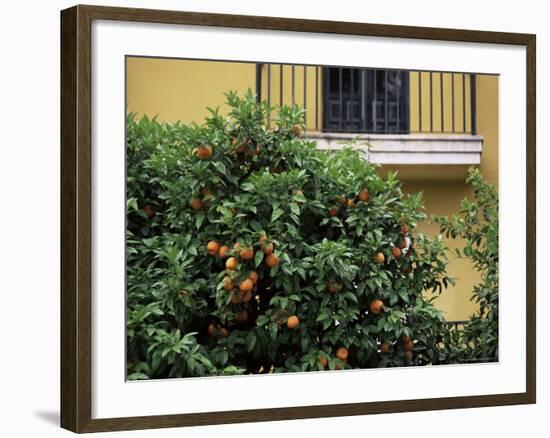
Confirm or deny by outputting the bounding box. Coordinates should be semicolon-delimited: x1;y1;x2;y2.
126;90;453;380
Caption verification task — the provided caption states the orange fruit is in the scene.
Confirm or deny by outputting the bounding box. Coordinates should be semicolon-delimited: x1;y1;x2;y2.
249;271;259;285
337;195;347;206
287;315;300;329
328;207;340;217
336;347;349;361
291;124;302;137
396;239;408;250
392;247;402;258
265;253;280;267
207;323;216;336
372;252;385;264
226;257;239;270
240;247;254;261
262;242;274;255
223;277;234;292
402;336;414;352
218;327;229;338
230;292;240;304
240;290;252;302
400;224;409;235
326;280;343;294
235;310;248;324
319;356;328;368
370;299;384;315
380;341;391;353
207;241;220;256
358;189;369;202
259;235;274;254
218;245;230;258
143;204;155;219
190;198;202;211
196;145;213;159
347;198;356;208
239;278;254;293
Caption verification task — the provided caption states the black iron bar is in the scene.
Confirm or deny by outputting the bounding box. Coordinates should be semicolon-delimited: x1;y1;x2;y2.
396;71;401;133
303;66;307;133
418;72;422;132
256;63;262;103
440;73;444;132
462;74;466;133
350;68;354;132
384;70;389;133
267;64;271;127
315;67;319;131
339;67;343;132
470;74;477;134
451;73;455;132
429;72;434;132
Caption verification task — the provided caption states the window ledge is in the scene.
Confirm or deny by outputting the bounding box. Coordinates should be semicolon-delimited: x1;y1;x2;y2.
306;132;483;166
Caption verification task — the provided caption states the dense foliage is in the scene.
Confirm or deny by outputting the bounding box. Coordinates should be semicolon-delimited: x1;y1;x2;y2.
435;168;499;364
126;90;455;380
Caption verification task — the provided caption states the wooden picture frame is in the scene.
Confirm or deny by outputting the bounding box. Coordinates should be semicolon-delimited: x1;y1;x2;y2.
60;4;536;433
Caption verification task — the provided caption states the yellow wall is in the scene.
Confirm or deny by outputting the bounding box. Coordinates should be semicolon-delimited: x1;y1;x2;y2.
126;57;256;124
126;58;499;321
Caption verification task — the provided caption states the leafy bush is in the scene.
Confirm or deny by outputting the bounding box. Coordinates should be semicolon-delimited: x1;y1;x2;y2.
126;90;454;379
435;168;499;364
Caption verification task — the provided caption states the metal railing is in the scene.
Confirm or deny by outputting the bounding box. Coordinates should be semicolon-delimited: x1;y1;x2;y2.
256;64;477;136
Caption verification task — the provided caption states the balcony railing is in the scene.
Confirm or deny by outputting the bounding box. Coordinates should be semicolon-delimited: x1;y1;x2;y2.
256;64;477;136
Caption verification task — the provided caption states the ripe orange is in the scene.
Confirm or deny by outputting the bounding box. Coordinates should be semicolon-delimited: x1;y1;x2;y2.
396;239;408;250
190;198;202;211
262;242;274;255
287;315;300;329
370;299;384;315
358;189;369;202
240;247;255;261
207;241;220;256
235;310;248;324
240;290;252;302
239;278;254;293
218;327;229;338
265;253;280;267
223;277;234;292
230;292;240;304
372;252;385;264
143;204;155;219
226;257;239;270
196;145;213;159
400;224;409;235
347;198;356;208
218;245;230;259
248;271;258;285
259;235;274;254
328;207;340;217
291;124;303;137
336;347;349;361
326;280;343;294
380;341;391;353
402;336;414;352
392;246;402;258
207;323;216;336
319;356;328;368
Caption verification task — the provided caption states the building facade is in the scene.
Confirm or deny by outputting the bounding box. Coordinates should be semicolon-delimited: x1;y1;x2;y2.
126;57;499;321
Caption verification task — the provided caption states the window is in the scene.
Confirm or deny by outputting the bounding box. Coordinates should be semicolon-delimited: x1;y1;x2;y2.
323;68;409;134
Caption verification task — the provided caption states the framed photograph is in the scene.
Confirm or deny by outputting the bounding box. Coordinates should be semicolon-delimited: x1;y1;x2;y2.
60;4;536;433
